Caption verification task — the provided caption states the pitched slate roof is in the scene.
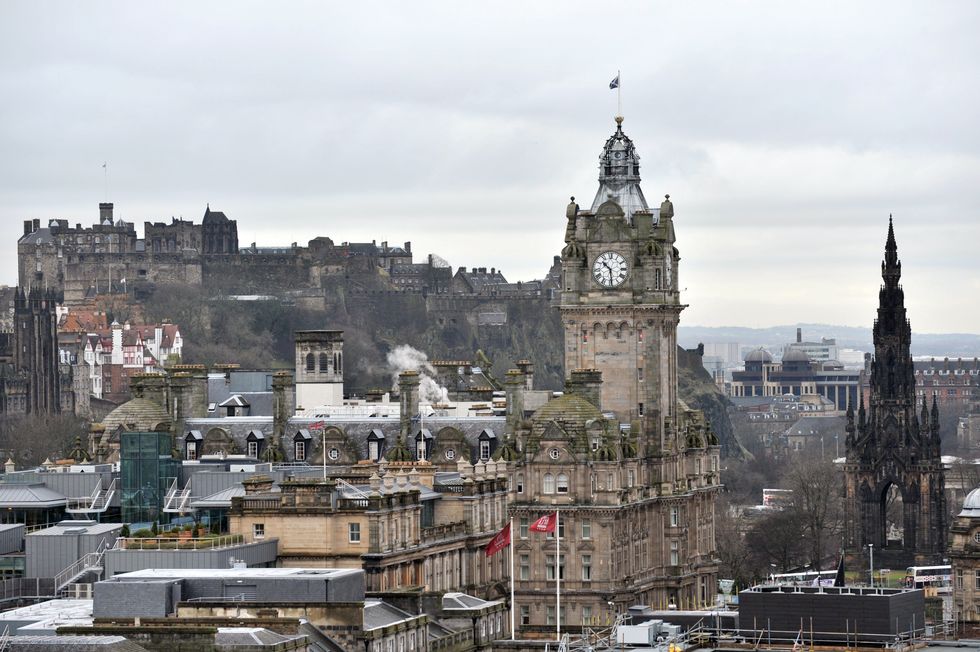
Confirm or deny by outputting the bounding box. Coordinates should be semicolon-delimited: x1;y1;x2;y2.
0;483;66;508
363;600;416;630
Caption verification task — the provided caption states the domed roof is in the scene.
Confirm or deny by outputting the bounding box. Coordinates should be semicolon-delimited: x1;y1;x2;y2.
782;349;811;363
960;487;980;517
101;398;172;434
745;348;773;363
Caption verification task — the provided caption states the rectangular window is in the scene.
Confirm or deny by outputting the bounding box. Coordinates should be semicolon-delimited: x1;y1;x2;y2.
295;440;306;461
186;441;197;460
957;570;964;589
670;540;680;566
581;520;592;539
547;555;556;581
253;523;265;540
638;402;644;416
520;605;530;626
546;606;555;626
247;440;258;458
480;440;491;460
349;522;361;543
516;473;524;494
519;517;529;539
582;554;592;581
638;367;644;381
670;506;679;527
546;521;566;540
974;569;980;590
520;554;530;580
627;469;635;487
583;605;593;625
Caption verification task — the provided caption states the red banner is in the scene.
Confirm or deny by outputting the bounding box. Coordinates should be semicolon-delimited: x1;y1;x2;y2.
530;512;558;533
485;523;511;557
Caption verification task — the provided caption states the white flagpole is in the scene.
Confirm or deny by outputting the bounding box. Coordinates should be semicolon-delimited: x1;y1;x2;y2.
617;69;622;117
556;510;561;641
510;516;515;640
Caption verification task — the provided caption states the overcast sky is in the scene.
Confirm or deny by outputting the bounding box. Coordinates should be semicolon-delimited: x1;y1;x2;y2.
1;1;978;333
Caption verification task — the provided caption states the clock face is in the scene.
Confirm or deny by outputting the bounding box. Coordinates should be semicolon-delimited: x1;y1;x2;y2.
592;251;628;288
614;151;623;159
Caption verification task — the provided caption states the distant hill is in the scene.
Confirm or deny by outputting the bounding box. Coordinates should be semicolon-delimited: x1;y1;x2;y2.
678;323;980;358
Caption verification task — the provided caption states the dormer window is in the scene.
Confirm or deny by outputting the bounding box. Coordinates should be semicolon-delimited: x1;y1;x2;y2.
415;430;432;461
367;429;385;462
478;429;496;461
293;430;312;461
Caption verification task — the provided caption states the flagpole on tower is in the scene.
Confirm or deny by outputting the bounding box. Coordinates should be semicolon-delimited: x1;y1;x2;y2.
102;162;108;203
617;69;622;118
509;516;515;640
556;510;561;641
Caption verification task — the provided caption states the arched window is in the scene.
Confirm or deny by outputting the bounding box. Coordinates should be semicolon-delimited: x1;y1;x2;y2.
543;473;555;494
305;353;315;372
319;352;329;372
416;438;427;461
557;473;569;494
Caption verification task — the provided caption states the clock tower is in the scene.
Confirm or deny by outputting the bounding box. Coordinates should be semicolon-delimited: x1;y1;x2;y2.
560;116;682;452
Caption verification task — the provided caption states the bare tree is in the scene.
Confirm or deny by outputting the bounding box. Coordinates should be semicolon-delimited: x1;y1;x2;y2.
783;454;843;571
715;496;755;588
745;509;807;576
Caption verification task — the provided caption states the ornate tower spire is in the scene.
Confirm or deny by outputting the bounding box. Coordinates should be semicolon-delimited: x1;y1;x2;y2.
590;117;650;221
870;216;913;404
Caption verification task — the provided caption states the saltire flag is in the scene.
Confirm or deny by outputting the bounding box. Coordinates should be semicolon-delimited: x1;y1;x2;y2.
609;74;620;89
833;554;846;587
530;512;558;533
485;522;511;557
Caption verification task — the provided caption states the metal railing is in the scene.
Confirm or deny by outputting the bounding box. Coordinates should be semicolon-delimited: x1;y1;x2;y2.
0;624;9;652
115;533;245;551
65;478;117;514
162;477;194;513
54;539;108;593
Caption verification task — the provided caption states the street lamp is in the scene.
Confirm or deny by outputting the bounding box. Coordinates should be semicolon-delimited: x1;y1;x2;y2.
868;544;874;588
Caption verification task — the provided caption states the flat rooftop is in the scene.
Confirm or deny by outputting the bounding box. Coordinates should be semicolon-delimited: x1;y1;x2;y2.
28;521;122;536
0;598;93;630
109;567;362;581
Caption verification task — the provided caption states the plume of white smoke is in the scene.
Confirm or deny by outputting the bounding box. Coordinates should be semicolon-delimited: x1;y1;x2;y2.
386;344;450;405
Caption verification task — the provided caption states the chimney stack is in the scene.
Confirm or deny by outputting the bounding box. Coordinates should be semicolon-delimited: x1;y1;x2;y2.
504;369;525;435
567;369;603;411
516;359;534;390
398;371;420;438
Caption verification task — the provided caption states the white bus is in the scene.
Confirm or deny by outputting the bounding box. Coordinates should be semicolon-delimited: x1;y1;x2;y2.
904;565;951;593
770;570;838;586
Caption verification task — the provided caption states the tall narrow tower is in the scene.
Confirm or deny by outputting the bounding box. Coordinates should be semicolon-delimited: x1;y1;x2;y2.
508;117;721;631
843;218;947;566
560;116;682;452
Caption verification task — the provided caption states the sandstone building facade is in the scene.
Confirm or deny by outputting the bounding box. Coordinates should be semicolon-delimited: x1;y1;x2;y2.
506;117;721;633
